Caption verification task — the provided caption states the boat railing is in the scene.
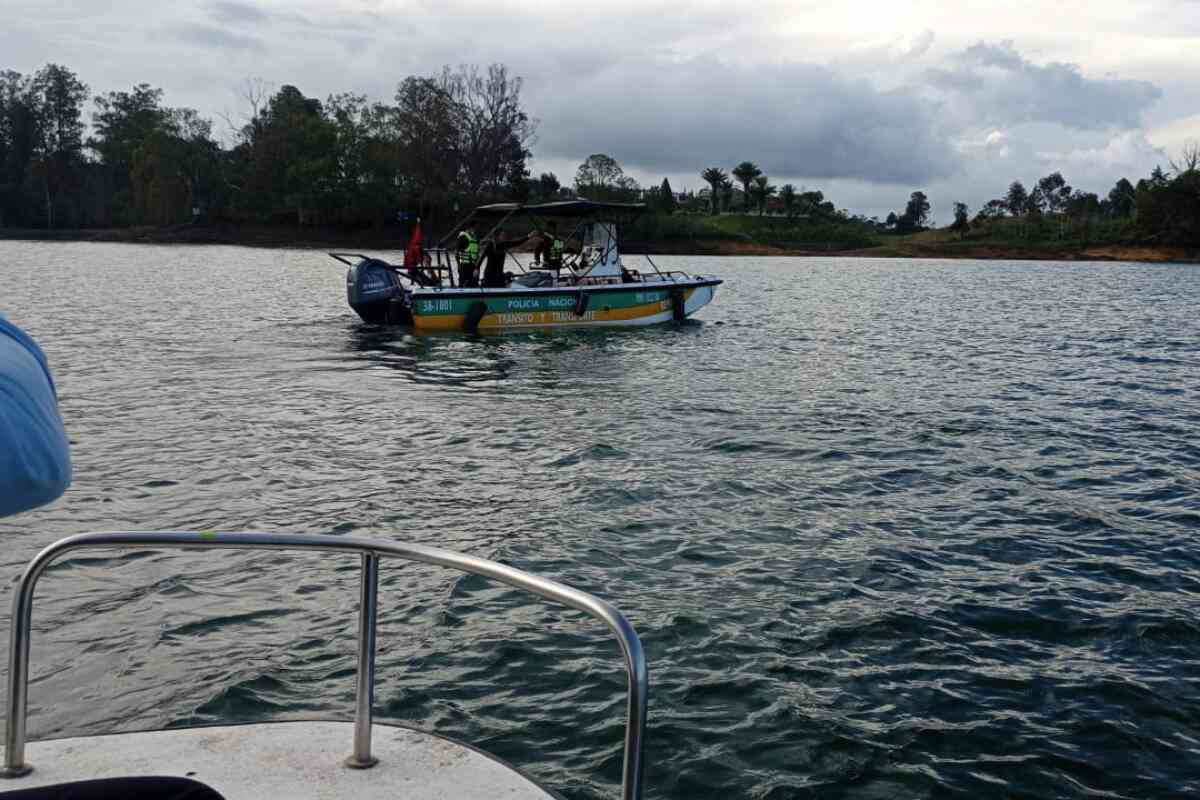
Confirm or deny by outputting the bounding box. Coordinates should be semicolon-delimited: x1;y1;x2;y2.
2;531;648;800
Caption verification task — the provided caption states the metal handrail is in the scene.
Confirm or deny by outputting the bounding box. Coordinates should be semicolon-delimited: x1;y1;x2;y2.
2;532;648;800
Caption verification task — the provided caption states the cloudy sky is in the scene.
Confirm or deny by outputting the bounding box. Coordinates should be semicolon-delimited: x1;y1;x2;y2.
5;0;1198;220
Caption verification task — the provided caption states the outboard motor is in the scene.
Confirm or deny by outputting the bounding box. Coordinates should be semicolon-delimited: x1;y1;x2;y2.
346;258;411;325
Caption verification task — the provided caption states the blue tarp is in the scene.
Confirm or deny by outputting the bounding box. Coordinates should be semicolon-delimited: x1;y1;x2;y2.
0;316;71;517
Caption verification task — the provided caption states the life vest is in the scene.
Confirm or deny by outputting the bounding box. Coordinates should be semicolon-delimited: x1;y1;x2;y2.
460;232;479;266
547;237;564;266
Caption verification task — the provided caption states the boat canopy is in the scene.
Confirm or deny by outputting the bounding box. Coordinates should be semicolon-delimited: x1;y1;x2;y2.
472;199;647;218
435;197;646;250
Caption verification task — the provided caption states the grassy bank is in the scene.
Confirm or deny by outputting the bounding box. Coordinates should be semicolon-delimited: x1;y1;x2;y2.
2;214;1197;263
631;213;1199;262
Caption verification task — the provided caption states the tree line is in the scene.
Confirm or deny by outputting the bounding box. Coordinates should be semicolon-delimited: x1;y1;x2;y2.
880;148;1200;245
3;61;1196;247
0;62;536;232
691;155;1199;248
697;161;846;221
969;154;1198;244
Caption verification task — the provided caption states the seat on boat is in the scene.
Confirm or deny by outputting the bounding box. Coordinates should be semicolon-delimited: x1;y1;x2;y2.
0;776;224;799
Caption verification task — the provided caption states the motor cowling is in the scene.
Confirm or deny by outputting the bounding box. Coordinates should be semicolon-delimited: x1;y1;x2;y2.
347;258;406;324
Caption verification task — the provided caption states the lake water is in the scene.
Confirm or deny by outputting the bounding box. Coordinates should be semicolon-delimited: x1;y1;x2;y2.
2;242;1199;798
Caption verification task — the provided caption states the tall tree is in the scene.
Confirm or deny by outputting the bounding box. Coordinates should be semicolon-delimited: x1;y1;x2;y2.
92;84;168;176
91;83;172;224
721;178;734;214
751;174;776;215
0;71;39;226
974;199;1008;225
732;161;761;213
1170;140;1200;174
659;177;676;214
535;171;560;200
385;75;459;213
799;189;831;218
1005;181;1028;217
779;183;797;219
1107;178;1136;218
1137;149;1200;245
950;201;970;238
322;93;371;220
1037;171;1072;216
574;153;638;200
1026;186;1046;214
1024;187;1047;239
440;64;535;197
700;167;727;215
236;84;337;224
27;64;88;227
905;191;931;227
0;73;31;226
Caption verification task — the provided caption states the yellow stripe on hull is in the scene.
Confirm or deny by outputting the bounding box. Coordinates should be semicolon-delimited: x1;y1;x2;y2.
413;292;694;333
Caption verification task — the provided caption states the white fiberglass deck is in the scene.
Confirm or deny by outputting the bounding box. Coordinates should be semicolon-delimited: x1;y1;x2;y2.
13;721;557;799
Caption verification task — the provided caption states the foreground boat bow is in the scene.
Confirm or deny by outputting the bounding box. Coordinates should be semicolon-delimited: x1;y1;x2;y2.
2;531;648;799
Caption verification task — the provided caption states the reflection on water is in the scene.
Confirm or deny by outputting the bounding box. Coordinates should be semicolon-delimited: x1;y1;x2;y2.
344;320;708;390
2;243;1200;800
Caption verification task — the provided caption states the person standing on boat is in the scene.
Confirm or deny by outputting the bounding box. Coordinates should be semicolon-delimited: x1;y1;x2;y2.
0;315;71;517
534;222;567;270
480;229;539;288
457;226;480;287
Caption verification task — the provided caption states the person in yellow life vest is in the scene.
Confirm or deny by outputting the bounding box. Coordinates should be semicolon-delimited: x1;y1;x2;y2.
534;221;567;270
456;226;480;287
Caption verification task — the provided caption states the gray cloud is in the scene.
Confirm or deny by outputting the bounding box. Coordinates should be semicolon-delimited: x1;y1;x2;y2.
204;2;368;38
209;1;268;24
4;0;1191;219
534;56;957;185
925;40;1162;130
172;23;265;52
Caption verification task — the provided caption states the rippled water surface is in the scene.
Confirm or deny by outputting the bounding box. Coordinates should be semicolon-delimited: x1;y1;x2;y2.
2;242;1200;798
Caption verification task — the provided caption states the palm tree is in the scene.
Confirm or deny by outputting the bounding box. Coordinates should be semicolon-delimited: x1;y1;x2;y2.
732;161;762;213
751;175;777;216
700;167;727;215
779;183;797;219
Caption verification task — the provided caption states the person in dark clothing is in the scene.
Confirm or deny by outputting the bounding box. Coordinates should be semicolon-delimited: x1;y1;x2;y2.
480;229;538;288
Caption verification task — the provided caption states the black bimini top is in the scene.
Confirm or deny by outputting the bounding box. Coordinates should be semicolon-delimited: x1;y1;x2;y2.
473;199;648;218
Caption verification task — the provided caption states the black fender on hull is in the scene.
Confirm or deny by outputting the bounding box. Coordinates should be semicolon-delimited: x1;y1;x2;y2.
464;301;489;333
670;288;687;321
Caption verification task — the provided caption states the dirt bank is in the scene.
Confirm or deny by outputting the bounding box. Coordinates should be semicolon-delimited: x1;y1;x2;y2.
3;225;1197;263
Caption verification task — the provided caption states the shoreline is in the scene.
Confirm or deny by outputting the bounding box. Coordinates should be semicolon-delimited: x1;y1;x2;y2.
2;225;1196;264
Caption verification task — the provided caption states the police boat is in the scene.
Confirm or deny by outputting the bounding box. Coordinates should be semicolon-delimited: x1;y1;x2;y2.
338;199;721;333
1;531;647;800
